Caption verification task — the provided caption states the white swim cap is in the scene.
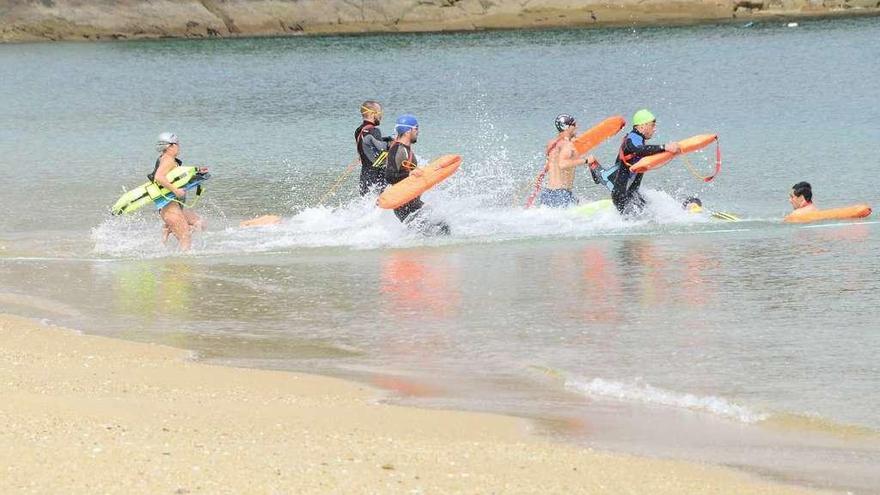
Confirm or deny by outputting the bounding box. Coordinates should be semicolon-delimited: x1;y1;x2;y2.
157;132;179;145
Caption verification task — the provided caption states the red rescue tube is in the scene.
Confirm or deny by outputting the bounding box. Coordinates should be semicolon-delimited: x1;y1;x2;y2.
783;204;872;223
378;154;461;210
630;134;718;173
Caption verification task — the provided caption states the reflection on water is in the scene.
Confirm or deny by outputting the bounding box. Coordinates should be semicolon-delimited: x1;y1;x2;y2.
110;262;195;318
380;251;461;321
2;221;880;492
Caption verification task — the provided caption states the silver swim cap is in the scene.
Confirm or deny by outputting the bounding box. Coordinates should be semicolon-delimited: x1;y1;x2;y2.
555;114;576;132
157;132;179;145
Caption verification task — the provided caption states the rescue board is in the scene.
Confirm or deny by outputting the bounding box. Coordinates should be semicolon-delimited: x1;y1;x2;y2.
783;204;871;223
378;154;461;210
570;199;614;218
111;166;209;215
630;134;718;173
153;175;210;209
570;198;739;221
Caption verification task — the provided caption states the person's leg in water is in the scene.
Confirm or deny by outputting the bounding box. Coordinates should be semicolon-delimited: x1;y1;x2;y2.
160;203;194;250
624;190;646;215
183;209;205;232
394;198;450;235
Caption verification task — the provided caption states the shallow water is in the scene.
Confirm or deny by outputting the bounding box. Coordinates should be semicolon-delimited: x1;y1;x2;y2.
2;17;880;493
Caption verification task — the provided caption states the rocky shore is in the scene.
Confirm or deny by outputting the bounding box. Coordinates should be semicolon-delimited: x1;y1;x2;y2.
1;0;879;42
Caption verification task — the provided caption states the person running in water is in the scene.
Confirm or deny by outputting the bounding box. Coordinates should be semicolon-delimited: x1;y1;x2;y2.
539;114;598;208
384;115;451;235
150;132;205;250
355;100;392;195
606;109;680;215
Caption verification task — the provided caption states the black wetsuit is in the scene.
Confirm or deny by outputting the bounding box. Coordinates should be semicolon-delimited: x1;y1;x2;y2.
385;141;450;235
148;156;182;182
355;121;390;195
609;129;666;215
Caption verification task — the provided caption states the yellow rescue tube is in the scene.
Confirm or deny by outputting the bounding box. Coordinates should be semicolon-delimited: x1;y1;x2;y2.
378;154;461;210
630;134;718;173
783;204;872;223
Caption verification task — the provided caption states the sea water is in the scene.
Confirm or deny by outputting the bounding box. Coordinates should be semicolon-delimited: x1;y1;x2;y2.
1;18;879;493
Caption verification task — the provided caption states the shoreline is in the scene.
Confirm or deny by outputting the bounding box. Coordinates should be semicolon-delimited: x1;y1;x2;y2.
1;1;879;43
0;313;825;494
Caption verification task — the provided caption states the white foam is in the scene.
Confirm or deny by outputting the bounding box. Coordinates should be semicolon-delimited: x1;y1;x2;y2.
91;168;727;258
566;376;767;424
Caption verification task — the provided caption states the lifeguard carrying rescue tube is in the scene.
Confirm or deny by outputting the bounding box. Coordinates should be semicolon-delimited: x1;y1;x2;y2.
377;154;462;210
111;166;208;215
783;204;872;224
524;115;626;208
630;134;718;174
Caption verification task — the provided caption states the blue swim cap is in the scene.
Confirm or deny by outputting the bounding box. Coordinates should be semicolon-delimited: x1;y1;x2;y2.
395;114;419;135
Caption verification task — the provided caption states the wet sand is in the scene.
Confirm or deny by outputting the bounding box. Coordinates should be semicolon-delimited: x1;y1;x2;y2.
0;314;826;494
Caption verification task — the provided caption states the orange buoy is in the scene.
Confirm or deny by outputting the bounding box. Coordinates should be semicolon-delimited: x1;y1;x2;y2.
377;154;461;210
630;134;718;173
783;204;872;223
573;115;626;155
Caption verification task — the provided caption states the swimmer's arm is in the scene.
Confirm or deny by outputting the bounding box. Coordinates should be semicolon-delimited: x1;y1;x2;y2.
557;157;585;170
623;137;666;159
361;133;388;155
557;151;598;170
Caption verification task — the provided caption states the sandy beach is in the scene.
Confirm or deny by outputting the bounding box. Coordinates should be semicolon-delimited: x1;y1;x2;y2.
0;314;825;494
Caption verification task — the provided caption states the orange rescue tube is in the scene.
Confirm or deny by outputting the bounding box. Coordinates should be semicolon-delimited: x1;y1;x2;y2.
524;116;625;208
378;154;461;210
630;134;718;173
783;204;872;223
573;115;626;155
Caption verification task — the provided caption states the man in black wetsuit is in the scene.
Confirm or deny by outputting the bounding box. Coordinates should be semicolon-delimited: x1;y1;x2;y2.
385;114;451;235
607;109;680;215
354;100;392;195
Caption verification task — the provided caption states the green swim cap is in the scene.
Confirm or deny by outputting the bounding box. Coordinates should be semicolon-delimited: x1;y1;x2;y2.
632;109;656;126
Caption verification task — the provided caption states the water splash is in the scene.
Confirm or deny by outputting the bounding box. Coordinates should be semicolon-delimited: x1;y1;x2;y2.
566;376;768;424
92;182;725;258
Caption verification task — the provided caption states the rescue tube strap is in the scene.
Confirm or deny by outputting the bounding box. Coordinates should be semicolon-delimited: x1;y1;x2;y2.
525;135;567;208
524;165;548;209
682;137;722;182
317;158;359;205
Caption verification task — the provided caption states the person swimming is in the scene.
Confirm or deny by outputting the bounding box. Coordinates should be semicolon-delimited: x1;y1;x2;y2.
788;181;817;214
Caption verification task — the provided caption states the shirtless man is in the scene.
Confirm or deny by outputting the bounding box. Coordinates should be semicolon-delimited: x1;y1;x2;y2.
539;114;598;208
788;181;817;214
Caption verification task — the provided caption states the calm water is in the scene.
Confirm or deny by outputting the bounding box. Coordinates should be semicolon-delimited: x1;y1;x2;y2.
2;18;879;493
